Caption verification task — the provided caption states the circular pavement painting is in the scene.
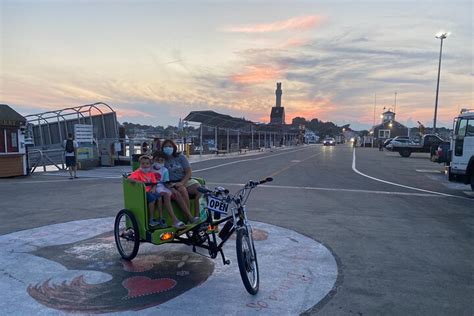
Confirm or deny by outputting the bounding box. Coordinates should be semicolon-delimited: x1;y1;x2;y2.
0;218;338;315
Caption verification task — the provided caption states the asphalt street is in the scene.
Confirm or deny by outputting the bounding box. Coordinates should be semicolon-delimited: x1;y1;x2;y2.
0;144;472;315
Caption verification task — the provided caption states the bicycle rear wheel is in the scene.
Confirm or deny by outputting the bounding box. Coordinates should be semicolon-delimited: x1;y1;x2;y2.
114;209;140;260
236;227;259;294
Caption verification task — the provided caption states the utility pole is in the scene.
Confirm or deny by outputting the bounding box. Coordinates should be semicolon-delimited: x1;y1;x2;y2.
394;91;397;113
373;92;377;127
433;31;449;133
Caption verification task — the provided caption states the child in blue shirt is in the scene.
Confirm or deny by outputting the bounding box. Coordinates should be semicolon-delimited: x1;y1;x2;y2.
152;152;196;228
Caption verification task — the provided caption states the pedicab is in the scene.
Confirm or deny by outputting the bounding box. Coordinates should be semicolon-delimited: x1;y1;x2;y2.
114;174;273;294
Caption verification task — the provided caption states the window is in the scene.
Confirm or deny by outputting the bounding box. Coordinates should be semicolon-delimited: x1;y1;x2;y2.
378;129;390;138
11;132;18;147
5;128;19;153
0;129;4;153
466;119;474;136
456;119;467;137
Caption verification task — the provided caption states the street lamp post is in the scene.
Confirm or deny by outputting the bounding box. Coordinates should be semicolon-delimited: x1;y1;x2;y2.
433;31;449;134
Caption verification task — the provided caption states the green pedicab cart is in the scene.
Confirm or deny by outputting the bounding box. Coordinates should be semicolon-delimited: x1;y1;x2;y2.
114;174;274;294
114;177;206;260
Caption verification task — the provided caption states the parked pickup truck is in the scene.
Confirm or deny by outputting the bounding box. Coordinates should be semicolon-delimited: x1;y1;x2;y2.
387;134;445;157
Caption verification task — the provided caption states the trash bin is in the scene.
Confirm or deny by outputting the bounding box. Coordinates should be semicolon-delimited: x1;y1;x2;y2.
131;154;141;171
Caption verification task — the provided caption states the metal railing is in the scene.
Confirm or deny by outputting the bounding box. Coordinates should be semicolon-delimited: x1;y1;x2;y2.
28;148;65;174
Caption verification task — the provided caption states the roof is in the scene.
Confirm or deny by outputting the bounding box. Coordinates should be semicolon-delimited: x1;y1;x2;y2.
458;109;474;118
0;104;26;127
382;110;395;115
184;111;256;130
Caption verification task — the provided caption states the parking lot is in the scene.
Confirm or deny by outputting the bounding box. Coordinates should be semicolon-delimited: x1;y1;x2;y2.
0;144;472;315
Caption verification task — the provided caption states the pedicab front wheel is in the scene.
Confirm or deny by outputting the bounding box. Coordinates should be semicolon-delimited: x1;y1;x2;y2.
236;227;259;295
114;209;140;260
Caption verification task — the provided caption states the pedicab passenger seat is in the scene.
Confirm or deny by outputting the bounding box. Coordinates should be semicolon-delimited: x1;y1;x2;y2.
122;175;148;239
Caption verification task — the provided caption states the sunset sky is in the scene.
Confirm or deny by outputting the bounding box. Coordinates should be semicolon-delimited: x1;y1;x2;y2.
1;0;473;129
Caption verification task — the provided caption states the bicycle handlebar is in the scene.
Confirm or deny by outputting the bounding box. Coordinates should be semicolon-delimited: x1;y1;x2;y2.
197;177;273;196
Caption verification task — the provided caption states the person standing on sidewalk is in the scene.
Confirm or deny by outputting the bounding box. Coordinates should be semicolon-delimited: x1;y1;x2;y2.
63;133;78;179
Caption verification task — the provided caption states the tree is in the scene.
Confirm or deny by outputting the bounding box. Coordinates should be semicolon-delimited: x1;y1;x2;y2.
292;117;307;126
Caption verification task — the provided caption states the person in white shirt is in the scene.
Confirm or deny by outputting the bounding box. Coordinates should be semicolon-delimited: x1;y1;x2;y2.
63;133;78;179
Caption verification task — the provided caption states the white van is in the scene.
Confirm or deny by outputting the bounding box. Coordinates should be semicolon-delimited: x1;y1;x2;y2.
448;109;474;190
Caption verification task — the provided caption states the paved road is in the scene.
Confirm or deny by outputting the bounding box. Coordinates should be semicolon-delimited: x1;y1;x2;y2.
0;144;472;315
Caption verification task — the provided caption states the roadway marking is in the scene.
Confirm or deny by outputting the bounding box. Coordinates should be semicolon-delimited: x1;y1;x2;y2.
193;146;315;173
351;149;469;199
416;169;443;173
206;182;443;197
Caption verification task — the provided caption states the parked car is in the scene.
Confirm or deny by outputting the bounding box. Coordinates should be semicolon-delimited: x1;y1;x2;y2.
448;109;474;190
388;134;445;157
382;138;393;148
323;137;336;146
392;136;411;141
386;138;415;150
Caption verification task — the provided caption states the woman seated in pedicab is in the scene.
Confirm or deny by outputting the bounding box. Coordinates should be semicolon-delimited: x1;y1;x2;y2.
161;139;202;219
128;155;194;229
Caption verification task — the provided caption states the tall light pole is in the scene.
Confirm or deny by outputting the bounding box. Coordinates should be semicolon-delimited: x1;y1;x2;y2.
394;91;397;113
433;31;450;133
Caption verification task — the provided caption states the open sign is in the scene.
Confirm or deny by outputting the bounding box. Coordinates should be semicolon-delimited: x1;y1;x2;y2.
207;196;229;214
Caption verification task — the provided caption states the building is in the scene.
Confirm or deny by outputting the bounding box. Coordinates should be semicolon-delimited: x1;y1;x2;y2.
270;82;286;124
371;109;408;140
0;104;27;177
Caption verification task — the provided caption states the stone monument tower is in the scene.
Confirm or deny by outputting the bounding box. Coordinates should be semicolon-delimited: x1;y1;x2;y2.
270;82;286;124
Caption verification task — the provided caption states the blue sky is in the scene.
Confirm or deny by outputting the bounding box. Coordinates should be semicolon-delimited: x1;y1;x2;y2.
1;0;472;129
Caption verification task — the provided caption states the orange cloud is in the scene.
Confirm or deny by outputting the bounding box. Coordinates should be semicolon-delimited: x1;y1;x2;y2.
231;65;283;84
115;108;154;118
225;15;325;33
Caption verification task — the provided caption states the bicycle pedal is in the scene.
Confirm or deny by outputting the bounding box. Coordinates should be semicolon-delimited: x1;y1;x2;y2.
224;259;231;265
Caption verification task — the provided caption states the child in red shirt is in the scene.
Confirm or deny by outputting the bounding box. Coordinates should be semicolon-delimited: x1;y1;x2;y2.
128;155;162;227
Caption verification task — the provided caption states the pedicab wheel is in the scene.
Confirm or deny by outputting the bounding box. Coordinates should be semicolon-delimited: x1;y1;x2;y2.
236;227;259;295
114;209;140;260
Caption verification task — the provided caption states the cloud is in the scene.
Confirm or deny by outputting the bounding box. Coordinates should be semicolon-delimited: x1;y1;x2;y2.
225;15;325;33
115;108;154;118
230;65;283;84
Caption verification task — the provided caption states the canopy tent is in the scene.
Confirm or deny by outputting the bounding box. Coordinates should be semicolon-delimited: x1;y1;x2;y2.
184;110;301;153
184;111;255;131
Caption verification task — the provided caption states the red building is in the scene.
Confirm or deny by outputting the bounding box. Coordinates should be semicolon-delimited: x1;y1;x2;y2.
0;104;27;177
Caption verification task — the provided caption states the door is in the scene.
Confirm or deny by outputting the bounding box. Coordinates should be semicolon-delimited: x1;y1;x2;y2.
451;118;471;172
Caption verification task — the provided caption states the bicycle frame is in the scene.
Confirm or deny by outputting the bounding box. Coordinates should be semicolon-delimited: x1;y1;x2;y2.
172;178;270;265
